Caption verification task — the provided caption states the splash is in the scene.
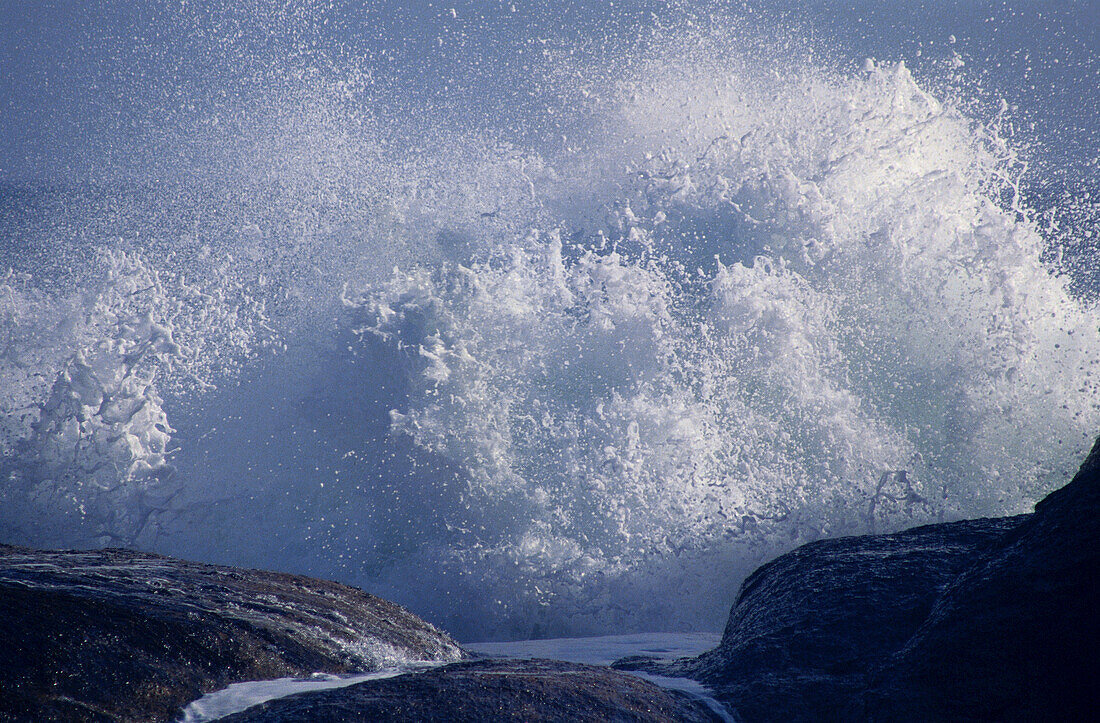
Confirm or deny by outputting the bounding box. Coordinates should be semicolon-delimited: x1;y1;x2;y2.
342;59;1100;636
1;15;1098;639
0;248;270;547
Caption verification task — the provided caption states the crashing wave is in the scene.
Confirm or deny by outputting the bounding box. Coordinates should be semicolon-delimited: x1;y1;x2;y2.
1;34;1097;638
341;60;1100;635
0;249;269;547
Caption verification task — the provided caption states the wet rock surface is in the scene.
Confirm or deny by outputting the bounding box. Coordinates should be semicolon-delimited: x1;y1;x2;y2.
617;516;1026;720
0;546;462;722
8;436;1098;722
619;437;1100;721
218;658;724;722
858;438;1100;720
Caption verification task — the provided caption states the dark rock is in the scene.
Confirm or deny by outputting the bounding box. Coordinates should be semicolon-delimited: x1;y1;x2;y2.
619;516;1025;721
858;438;1100;720
636;436;1100;721
10;434;1098;722
218;658;725;722
0;546;463;723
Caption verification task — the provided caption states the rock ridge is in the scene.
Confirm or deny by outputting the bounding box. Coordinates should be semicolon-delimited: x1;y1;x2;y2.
0;546;463;722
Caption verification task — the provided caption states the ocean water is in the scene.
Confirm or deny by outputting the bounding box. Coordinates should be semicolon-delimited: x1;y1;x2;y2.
2;2;1098;641
179;668;434;723
467;633;732;722
180;634;726;722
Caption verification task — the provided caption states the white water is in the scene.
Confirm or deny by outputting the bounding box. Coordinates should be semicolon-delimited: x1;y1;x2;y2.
178;668;429;723
468;633;733;722
466;632;722;667
2;5;1098;640
180;634;728;723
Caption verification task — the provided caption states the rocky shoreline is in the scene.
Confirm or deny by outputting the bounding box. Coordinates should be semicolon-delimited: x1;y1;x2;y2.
617;435;1100;721
0;546;462;722
4;436;1098;721
216;659;723;723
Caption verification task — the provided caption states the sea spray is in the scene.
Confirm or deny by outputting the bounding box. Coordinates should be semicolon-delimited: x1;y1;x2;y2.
0;248;270;547
339;59;1100;636
1;19;1097;639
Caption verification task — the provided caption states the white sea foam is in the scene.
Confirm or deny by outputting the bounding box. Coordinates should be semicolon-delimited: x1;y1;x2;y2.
181;635;724;723
178;668;427;723
1;18;1097;639
0;249;270;547
340;58;1100;635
